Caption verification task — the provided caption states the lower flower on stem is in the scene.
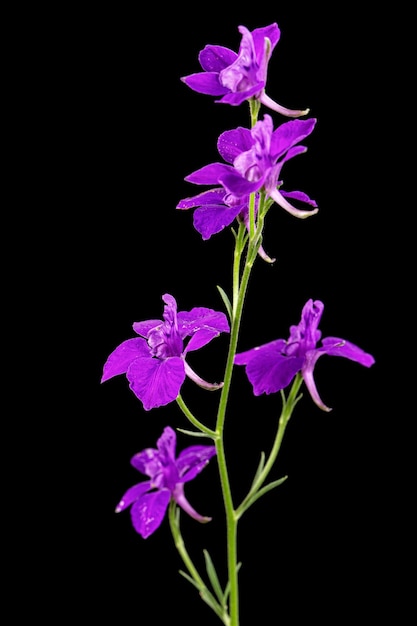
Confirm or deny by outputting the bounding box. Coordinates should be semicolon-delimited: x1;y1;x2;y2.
115;426;216;538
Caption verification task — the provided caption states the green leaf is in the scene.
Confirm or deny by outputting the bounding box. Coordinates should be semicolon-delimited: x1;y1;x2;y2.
250;452;266;489
203;549;224;604
179;571;226;623
176;427;215;439
216;285;232;320
179;569;200;590
239;476;288;516
200;589;228;623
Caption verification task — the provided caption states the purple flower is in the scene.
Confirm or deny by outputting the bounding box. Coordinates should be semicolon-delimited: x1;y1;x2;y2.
234;299;375;412
181;24;309;118
177;115;318;236
177;188;275;262
116;426;216;538
101;293;230;411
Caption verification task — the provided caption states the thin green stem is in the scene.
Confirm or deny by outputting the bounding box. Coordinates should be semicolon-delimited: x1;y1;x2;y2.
249;98;261;127
248;191;256;241
168;502;230;625
236;374;304;518
232;222;247;316
214;205;267;626
176;394;218;439
169;501;207;588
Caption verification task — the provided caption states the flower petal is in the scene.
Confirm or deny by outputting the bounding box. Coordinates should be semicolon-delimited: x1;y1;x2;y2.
259;93;310;118
157;426;177;460
235;339;303;395
246;353;303;395
234;339;286;364
250;24;280;58
132;319;163;337
281;189;318;209
176;187;226;210
220;169;262;197
270;188;319;218
185;163;235;186
101;338;150;382
183;361;224;391
130;448;163;478
217;85;261;106
193;203;242;239
178;307;230;337
321;337;375;367
115;481;151;513
130;489;171;538
176;445;217;482
173;484;212;523
198;45;237;72
126;356;185;410
271;118;316;159
301;355;332;412
184;328;222;352
181;72;228;96
172;483;211;524
217;127;253;163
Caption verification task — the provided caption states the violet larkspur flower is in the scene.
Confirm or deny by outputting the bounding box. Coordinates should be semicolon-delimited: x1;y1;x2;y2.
177;114;318;233
181;23;309;118
116;426;216;538
101;293;230;411
177;189;275;262
234;299;375;412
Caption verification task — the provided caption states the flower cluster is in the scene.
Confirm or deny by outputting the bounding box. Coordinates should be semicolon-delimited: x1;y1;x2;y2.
102;22;375;626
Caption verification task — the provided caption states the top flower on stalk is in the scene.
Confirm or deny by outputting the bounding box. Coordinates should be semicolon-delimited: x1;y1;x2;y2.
181;23;309;118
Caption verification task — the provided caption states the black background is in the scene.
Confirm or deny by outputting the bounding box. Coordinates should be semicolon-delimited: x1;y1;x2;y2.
20;4;409;625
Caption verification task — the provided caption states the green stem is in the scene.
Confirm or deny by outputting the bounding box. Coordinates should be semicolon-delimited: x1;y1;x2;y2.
169;501;207;588
232;222;247;316
168;502;230;625
177;213;264;626
215;210;265;626
236;373;304;518
176;394;218;438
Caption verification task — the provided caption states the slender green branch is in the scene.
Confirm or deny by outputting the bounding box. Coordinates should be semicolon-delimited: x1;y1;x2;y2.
169;501;207;588
176;394;218;439
168;502;230;625
248;191;256;241
249;97;261;127
232;222;247;317
202;97;273;625
214;196;268;626
236;374;304;518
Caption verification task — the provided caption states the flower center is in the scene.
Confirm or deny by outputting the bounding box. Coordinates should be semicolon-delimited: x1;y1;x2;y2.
147;323;183;359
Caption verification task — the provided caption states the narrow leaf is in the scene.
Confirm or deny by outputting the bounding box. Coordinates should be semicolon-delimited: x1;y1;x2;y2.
239;477;288;516
204;549;224;604
179;571;225;623
200;589;227;623
176;427;214;439
216;285;232;320
179;569;201;590
250;452;266;489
